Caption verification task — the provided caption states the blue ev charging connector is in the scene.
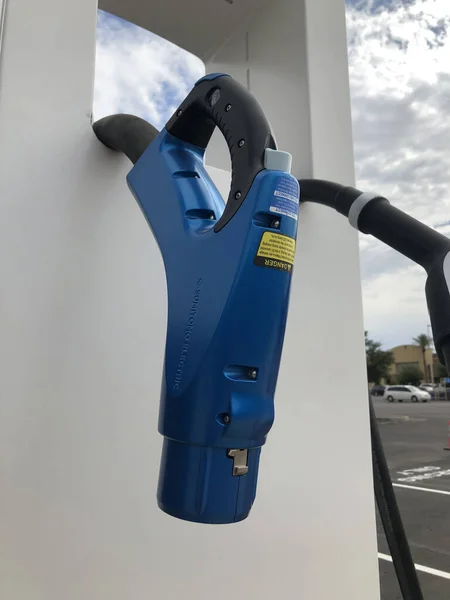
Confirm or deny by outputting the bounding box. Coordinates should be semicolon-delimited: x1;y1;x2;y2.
93;74;299;524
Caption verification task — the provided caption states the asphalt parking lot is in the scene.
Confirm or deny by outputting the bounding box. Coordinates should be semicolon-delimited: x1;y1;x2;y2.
372;396;450;599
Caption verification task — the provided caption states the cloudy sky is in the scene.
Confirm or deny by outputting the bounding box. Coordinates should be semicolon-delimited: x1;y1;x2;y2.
94;0;450;350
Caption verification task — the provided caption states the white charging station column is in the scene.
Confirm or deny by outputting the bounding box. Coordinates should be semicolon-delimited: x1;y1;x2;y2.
207;1;380;596
0;0;379;599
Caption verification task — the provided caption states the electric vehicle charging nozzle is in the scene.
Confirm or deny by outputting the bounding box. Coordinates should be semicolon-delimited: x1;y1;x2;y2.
94;74;298;523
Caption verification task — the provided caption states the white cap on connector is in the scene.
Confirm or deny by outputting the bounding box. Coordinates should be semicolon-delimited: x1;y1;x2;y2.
264;148;292;174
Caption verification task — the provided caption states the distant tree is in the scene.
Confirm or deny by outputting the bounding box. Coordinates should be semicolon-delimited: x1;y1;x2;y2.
398;365;423;386
413;333;431;381
365;331;394;384
435;362;448;380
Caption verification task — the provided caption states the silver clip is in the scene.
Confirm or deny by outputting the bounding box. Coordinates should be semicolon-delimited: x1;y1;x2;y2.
227;449;249;476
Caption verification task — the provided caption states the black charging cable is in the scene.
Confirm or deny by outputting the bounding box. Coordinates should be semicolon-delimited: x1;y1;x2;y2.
298;177;450;600
93;114;158;164
369;395;424;599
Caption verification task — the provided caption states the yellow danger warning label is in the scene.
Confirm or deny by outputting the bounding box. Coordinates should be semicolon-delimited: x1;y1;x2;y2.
254;232;296;273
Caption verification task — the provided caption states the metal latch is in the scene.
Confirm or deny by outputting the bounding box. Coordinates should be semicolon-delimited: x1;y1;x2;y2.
227;449;249;476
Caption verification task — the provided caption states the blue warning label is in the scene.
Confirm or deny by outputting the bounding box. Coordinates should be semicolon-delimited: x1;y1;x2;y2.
269;177;299;221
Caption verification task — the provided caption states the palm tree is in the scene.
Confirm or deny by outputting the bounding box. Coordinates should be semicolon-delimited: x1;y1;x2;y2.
413;333;431;382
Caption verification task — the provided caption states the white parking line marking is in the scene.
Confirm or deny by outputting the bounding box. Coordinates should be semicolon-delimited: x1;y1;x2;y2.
396;465;450;483
393;483;450;496
397;466;440;476
378;553;450;580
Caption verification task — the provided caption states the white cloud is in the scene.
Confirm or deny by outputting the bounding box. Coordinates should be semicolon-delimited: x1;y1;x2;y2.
346;0;450;347
362;263;428;348
93;11;204;128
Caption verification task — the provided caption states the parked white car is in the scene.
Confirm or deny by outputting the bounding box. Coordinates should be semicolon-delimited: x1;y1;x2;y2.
384;385;430;403
419;384;434;395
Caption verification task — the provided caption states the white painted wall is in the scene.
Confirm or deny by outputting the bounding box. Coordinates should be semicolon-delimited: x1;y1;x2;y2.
0;0;379;599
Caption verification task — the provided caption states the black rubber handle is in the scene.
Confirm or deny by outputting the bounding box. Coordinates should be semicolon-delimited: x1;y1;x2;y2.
166;75;276;232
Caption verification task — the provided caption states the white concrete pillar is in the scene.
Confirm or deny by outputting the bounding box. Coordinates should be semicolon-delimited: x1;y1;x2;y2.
206;1;380;598
0;0;379;598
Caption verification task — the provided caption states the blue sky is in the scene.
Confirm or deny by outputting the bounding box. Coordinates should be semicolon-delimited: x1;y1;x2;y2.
94;0;450;350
